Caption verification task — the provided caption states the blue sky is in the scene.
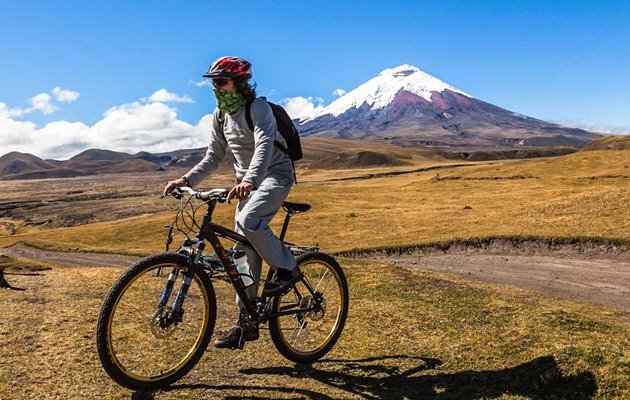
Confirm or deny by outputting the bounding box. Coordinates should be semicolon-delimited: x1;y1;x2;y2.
1;0;629;158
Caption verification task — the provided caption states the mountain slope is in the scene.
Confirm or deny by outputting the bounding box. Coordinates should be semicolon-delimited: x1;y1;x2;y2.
299;65;599;148
0;152;59;176
69;149;134;161
0;149;164;180
63;149;160;174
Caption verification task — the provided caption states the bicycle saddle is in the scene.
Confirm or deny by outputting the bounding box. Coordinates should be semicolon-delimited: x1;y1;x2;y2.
282;201;311;213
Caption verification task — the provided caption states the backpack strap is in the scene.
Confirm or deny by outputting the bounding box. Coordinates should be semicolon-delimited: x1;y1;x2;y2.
245;97;298;185
244;99;255;131
245;97;290;153
214;110;230;152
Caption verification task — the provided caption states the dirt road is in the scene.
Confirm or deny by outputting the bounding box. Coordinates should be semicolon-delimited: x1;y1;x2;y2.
2;242;629;312
384;252;630;312
0;242;140;268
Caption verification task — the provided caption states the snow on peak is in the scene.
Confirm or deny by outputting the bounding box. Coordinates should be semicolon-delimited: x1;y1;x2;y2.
378;64;420;77
301;64;471;122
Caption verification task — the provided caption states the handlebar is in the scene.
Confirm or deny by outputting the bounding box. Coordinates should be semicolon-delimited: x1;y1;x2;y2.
171;186;229;202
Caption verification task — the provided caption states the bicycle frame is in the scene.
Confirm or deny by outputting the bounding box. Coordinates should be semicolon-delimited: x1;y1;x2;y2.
171;196;322;324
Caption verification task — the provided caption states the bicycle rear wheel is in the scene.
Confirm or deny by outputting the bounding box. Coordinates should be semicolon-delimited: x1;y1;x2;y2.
269;252;349;363
96;253;216;390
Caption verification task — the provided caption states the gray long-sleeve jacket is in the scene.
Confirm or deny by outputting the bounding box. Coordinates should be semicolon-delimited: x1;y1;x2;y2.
182;98;294;189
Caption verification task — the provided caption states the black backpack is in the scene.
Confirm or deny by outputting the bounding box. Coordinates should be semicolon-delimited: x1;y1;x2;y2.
244;97;303;162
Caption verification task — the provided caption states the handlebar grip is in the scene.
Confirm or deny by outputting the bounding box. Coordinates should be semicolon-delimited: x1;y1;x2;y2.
196;188;229;201
169;186;195;199
168;186;228;202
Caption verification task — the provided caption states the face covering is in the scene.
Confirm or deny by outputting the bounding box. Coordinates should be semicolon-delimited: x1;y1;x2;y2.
213;88;246;114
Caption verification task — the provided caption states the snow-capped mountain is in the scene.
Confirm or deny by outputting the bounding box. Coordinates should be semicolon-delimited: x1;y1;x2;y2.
303;64;470;121
299;64;599;148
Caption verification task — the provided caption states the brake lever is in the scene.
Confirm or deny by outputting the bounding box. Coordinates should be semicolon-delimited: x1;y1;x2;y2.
170;187;184;200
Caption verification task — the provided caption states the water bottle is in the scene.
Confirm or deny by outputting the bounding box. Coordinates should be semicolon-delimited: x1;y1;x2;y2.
232;250;254;288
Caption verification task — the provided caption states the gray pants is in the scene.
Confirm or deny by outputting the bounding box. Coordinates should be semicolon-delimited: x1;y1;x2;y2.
233;173;297;308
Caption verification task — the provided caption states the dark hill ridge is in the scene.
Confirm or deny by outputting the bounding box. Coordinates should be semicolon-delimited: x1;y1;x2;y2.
0;133;615;181
0;147;225;180
0;149;164;180
134;151;173;165
308;150;409;169
0;152;58;175
63;149;160;174
70;149;134;161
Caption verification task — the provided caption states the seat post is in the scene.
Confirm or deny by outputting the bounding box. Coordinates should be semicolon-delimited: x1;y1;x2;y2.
279;210;293;242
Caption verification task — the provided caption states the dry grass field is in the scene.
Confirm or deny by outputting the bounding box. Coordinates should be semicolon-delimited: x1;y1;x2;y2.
1;142;629;399
1;148;627;254
1;257;628;399
0;138;458;233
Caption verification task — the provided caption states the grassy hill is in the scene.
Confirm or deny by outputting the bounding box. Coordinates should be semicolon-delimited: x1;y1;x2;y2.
582;135;630;151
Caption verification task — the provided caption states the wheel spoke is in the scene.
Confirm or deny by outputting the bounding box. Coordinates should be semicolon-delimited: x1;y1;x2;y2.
313;269;329;292
291;317;308;347
318;277;335;296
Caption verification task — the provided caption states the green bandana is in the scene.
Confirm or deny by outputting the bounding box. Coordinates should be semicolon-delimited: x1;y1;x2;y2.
213;88;246;114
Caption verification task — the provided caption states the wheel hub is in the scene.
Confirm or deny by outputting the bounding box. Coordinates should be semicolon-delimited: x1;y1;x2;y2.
299;295;326;321
150;306;179;338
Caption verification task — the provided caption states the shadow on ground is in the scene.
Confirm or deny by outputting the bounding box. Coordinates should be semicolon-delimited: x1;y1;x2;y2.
242;355;596;399
134;354;596;399
0;271;26;290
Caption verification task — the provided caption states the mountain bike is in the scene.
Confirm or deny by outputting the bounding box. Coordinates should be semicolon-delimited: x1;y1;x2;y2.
95;186;349;390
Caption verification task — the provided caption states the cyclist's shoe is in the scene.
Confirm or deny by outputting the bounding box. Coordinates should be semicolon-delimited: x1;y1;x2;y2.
262;267;303;297
213;311;259;350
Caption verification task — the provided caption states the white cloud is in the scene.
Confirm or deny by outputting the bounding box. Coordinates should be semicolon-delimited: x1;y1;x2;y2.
281;96;325;121
0;102;27;118
28;93;59;115
555;120;630;135
332;88;346;98
0;89;207;160
147;89;194;104
2;86;80;118
191;79;212;88
52;87;80;103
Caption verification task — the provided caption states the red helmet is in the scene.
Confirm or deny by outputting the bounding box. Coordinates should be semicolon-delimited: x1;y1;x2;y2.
203;56;252;79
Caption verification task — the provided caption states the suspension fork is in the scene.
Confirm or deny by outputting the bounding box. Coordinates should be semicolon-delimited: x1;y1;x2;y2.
169;241;204;318
157;268;179;308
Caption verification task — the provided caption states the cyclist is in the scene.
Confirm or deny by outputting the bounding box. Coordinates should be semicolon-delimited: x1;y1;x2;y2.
162;56;301;349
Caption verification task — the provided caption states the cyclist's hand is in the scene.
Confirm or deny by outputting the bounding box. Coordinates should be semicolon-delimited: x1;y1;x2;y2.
227;181;254;202
162;178;189;197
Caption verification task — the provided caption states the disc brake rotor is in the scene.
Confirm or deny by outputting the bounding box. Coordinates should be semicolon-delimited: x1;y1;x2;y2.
150;307;178;338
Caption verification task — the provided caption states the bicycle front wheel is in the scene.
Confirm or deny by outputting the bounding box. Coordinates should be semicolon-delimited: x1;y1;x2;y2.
269;252;349;363
96;253;216;390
